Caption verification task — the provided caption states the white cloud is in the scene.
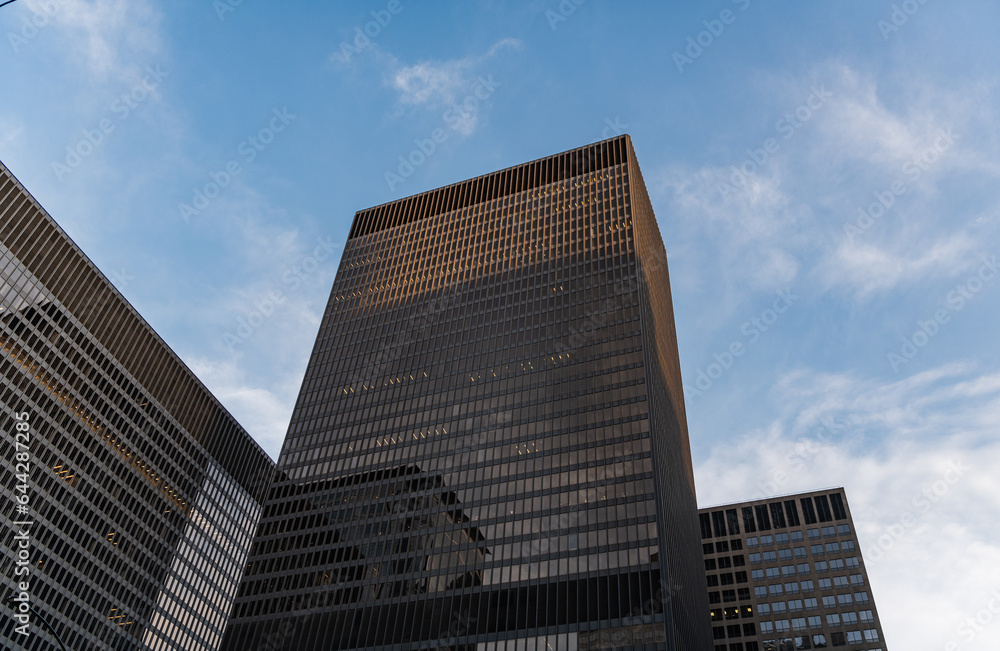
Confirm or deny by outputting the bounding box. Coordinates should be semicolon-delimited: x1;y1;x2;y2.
695;362;1000;650
25;0;163;84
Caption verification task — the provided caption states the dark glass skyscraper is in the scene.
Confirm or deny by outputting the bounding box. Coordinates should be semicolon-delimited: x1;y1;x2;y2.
223;136;712;650
0;161;274;650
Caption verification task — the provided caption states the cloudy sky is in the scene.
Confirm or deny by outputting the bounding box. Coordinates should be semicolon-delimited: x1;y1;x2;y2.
3;1;1000;647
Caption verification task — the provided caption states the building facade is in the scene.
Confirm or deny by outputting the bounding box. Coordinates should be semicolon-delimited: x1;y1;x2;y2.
222;135;712;650
0;161;274;650
699;489;887;651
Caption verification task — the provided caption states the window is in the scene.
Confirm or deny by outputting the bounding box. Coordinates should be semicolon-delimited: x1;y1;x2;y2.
772;602;787;614
825;543;840;553
713;627;726;640
708;575;720;587
794;636;812;650
785;582;800;594
747;537;759;548
755;587;768;598
800;580;815;592
837;524;851;535
775;532;790;544
829;559;845;571
789;599;803;612
706;559;718;570
822;596;836;608
859;610;874;623
721;573;735;585
797;563;811;574
779;549;793;561
744;508;757;534
766;568;781;578
807;528;821;539
759;604;771;615
837;594;852;606
821;526;837;537
736;571;748;583
760;534;774;546
764;551;778;562
724;607;740;620
811;544;825;555
743;623;757;636
804;598;818;610
833;576;850;588
830;632;846;647
790;530;804;542
761;622;774;634
734;555;746;567
704;543;716;554
723;590;737;602
709;591;721;604
750;553;762;564
845;557;859;569
752;569;765;581
841;540;856;551
776;620;791;633
863;629;879;642
782;566;797;577
815;561;828;572
846;631;862;644
794;547;808;558
826;614;841;626
769;585;784;596
727;624;742;639
792;617;807;631
842;612;858;625
808;616;822;629
818;579;832;590
732;539;744;551
717;540;731;553
854;592;870;604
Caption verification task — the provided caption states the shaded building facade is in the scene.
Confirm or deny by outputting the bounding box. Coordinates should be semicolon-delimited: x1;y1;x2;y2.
0;161;274;650
223;136;711;650
699;489;887;651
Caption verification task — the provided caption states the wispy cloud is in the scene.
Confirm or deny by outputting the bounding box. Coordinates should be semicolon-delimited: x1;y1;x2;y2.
696;362;1000;650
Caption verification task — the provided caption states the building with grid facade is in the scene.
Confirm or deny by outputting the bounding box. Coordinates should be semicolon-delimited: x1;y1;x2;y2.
0;161;274;650
221;135;712;650
699;489;888;651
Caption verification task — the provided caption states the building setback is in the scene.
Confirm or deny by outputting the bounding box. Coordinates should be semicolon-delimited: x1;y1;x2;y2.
0;161;274;650
222;135;712;650
699;489;888;651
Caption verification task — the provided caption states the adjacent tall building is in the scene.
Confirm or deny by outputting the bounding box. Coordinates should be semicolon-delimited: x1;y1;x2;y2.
0;161;274;650
223;135;712;650
699;489;887;651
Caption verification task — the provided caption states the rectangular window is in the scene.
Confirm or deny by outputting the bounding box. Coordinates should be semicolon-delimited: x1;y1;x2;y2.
814;495;833;522
828;493;847;520
784;500;801;527
755;505;772;531
742;507;757;533
701;513;713;539
770;503;787;528
713;511;728;538
800;498;818;525
726;508;741;536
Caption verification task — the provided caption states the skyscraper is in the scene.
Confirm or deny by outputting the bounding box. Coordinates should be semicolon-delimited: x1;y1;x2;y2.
698;489;887;651
0;161;274;650
223;135;712;650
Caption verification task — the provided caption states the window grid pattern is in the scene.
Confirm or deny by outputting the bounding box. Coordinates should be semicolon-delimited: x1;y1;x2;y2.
223;136;712;650
701;490;887;651
0;162;273;651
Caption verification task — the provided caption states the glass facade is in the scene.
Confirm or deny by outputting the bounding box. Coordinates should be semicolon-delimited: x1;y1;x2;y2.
0;161;274;650
699;489;888;651
223;136;711;650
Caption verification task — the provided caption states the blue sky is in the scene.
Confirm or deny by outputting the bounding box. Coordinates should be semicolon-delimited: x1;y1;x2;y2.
3;1;1000;646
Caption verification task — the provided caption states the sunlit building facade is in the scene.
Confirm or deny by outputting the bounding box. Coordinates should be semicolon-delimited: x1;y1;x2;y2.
223;135;712;650
699;489;888;651
0;161;274;650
